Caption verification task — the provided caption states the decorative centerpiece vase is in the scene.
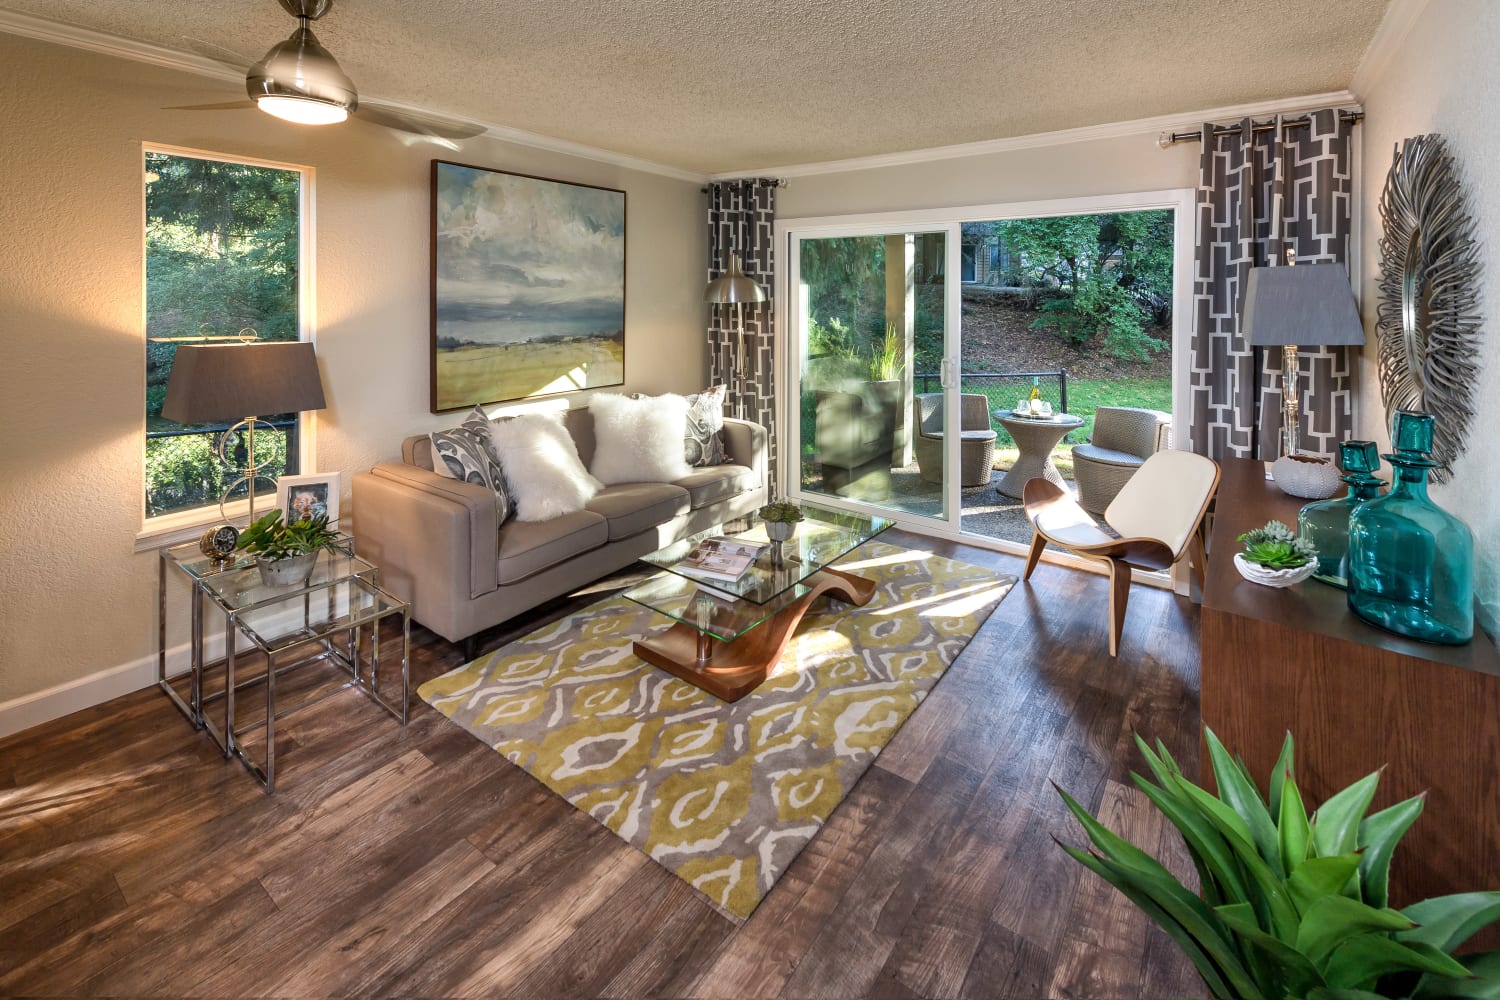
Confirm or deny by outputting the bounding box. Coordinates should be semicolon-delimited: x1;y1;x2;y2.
763;520;795;543
1233;553;1317;588
1270;453;1343;499
1297;440;1385;589
1346;410;1474;644
256;551;317;587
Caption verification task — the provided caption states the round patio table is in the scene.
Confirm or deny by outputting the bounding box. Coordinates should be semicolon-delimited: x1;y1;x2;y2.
995;411;1085;498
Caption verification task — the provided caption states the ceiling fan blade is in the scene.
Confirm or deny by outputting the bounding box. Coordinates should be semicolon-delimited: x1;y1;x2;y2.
354;103;487;141
165;101;258;111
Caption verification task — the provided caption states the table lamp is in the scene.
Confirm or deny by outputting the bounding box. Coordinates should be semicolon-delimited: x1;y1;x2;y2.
162;341;327;521
705;252;767;420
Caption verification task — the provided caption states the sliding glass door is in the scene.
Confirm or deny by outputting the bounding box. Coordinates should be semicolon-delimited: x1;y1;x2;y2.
787;226;963;530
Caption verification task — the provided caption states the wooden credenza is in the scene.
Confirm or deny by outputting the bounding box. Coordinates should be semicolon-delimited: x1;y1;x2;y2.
1201;457;1500;913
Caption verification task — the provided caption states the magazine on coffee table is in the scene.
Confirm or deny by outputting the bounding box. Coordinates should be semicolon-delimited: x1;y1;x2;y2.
675;537;768;583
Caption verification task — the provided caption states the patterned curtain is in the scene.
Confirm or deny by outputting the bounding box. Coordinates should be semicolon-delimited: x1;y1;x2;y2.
1189;108;1357;461
707;179;778;479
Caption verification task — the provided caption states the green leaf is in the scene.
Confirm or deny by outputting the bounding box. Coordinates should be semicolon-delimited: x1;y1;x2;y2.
1307;989;1388;1000
1399;892;1500;954
1172;775;1301;942
1357;795;1425;910
1413;950;1500;999
1321;932;1467;990
1296;893;1414;968
1133;772;1248;907
1205;727;1283;877
1311;771;1381;858
1279;771;1311;875
1216;901;1326;998
1055;785;1184;886
1057;841;1239;1000
1133;732;1180;789
1269;732;1295;820
1288;854;1365;917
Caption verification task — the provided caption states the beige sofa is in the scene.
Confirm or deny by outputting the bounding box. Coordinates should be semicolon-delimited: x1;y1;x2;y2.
352;408;767;654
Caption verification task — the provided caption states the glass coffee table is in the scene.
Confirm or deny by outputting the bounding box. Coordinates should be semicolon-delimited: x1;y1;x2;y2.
622;503;891;701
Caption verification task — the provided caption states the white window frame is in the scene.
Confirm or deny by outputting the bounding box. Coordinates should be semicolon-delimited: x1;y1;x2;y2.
136;143;317;548
775;187;1196;589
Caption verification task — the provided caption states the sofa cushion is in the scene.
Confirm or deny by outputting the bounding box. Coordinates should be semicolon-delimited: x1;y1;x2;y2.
497;510;609;584
586;483;691;541
684;385;728;466
484;412;602;522
429;405;511;524
588;393;694;485
1072;443;1147;469
674;464;758;509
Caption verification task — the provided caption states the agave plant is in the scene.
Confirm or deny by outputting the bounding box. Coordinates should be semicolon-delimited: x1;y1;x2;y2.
1055;729;1500;999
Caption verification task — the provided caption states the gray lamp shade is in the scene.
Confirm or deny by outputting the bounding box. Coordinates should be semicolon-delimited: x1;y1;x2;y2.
705;253;767;305
162;341;327;423
1242;262;1366;347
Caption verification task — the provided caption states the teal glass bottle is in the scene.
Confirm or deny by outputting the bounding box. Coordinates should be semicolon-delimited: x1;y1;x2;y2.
1298;440;1385;589
1346;411;1474;644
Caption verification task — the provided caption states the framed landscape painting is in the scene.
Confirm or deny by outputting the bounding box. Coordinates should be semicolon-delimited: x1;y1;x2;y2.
430;160;626;411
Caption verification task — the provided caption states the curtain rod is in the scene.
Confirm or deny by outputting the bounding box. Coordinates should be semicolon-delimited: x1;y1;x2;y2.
1158;109;1364;148
701;178;788;193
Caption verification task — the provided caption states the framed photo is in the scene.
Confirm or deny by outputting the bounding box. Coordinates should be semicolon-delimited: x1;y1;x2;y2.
430;160;626;412
277;472;341;528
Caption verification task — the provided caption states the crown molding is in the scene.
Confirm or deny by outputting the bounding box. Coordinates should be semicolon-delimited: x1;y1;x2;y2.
711;90;1361;181
0;8;708;184
1349;0;1432;99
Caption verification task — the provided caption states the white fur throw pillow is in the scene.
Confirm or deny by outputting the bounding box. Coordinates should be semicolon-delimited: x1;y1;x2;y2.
482;412;601;522
589;393;694;485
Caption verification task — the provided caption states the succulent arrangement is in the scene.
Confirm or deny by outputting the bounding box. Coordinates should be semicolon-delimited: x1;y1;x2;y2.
1238;519;1318;570
759;501;805;524
1056;728;1500;1000
235;509;339;562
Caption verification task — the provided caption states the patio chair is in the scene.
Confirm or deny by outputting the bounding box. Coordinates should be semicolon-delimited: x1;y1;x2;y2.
815;386;898;499
1072;406;1172;514
912;393;998;488
1023;449;1219;656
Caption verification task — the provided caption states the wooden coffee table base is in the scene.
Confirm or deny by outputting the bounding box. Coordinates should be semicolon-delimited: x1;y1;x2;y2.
632;567;878;702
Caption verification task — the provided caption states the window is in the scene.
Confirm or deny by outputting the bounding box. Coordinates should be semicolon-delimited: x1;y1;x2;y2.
144;149;306;520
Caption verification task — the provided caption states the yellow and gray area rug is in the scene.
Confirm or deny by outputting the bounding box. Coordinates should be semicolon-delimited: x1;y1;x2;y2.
418;540;1014;921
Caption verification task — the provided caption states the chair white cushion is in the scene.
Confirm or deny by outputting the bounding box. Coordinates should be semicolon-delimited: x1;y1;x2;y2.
588;393;694;485
1031;493;1115;549
1105;450;1219;558
484;412;602;522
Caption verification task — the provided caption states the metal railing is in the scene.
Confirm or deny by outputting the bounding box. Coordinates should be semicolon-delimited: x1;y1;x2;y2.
914;369;1068;413
145;418;297;517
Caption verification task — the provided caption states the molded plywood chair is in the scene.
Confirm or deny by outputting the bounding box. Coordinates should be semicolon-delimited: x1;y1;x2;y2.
912;393;998;487
1022;450;1220;656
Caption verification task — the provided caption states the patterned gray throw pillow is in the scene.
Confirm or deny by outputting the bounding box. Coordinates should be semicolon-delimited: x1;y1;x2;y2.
430;405;512;524
684;385;728;467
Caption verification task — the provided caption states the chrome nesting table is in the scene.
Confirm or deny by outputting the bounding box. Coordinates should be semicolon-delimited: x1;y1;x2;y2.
158;538;410;793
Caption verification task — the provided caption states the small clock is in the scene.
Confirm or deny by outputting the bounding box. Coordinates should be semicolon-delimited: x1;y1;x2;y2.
198;523;240;562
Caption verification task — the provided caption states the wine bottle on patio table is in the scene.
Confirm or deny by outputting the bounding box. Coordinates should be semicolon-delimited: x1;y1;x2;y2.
1028;377;1041;413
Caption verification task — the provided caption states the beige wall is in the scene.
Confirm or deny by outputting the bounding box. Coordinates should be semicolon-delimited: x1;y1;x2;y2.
0;32;708;710
1356;0;1499;636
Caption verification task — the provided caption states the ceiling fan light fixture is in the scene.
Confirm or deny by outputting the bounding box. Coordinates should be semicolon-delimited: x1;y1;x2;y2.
246;21;357;125
256;95;348;125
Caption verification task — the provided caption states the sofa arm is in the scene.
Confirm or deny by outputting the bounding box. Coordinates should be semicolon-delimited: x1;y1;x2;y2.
352;465;500;638
721;418;768;484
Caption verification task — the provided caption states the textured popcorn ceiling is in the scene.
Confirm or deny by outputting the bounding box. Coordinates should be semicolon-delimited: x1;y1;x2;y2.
4;0;1390;173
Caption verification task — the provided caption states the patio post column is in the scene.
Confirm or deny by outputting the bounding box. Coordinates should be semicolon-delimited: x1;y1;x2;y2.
884;234;916;468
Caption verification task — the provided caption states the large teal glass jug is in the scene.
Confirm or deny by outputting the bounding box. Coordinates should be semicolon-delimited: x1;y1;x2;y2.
1346;411;1473;644
1298;440;1384;589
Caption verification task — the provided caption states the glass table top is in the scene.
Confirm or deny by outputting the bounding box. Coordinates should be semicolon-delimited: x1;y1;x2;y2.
624;503;891;641
235;576;406;653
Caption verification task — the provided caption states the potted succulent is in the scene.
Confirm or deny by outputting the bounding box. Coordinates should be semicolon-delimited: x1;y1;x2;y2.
236;508;339;587
1056;728;1500;1000
759;500;804;542
1234;519;1318;587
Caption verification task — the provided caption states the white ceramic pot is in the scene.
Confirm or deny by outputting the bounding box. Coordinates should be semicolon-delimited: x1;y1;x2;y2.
763;520;797;542
256;551;317;587
1271;454;1342;499
1233;552;1316;588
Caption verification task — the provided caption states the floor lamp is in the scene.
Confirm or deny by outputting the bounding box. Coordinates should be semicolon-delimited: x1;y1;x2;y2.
162;341;327;522
704;252;767;421
1242;249;1366;457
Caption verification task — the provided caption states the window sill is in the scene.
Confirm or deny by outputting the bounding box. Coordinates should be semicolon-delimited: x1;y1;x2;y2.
134;498;264;552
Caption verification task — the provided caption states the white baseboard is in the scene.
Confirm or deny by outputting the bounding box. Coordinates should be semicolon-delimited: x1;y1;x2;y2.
0;630;237;741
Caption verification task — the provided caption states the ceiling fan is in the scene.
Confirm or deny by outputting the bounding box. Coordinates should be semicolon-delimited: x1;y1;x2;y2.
168;0;485;141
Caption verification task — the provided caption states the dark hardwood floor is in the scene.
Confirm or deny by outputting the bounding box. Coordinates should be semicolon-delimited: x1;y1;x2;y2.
0;531;1203;998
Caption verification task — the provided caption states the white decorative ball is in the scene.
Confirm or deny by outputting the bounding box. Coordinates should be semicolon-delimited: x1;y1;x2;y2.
1271;454;1342;499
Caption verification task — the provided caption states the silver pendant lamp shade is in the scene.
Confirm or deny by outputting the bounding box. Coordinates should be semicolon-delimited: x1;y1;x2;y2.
247;2;357;125
704;253;767;305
